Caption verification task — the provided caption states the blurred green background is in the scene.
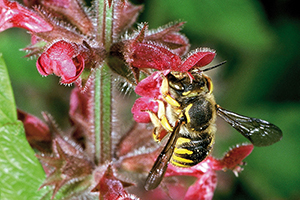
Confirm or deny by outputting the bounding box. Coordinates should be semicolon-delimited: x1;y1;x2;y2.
1;0;299;199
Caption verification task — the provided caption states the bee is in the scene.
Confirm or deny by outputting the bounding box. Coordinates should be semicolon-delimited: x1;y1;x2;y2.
144;65;283;190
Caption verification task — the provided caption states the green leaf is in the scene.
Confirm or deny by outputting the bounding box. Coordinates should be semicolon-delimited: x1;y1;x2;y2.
0;55;48;199
0;54;17;124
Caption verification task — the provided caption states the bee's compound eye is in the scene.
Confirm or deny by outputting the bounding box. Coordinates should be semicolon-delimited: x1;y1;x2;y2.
169;81;184;91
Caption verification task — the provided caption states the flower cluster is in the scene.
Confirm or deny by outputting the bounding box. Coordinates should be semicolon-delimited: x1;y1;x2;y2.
1;0;106;84
0;0;191;85
1;0;255;199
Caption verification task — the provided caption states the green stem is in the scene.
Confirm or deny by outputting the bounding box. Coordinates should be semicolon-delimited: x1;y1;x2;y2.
94;0;114;165
94;64;112;164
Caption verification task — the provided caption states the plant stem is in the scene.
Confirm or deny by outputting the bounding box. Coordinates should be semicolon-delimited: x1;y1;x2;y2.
94;64;112;164
94;0;114;165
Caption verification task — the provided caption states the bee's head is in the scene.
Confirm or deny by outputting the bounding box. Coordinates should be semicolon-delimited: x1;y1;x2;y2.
166;71;213;102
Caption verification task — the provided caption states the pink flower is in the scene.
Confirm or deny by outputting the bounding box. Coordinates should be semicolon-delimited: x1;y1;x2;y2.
129;46;215;72
0;0;53;32
131;97;159;123
127;41;182;71
131;71;164;122
122;23;214;73
36;40;86;84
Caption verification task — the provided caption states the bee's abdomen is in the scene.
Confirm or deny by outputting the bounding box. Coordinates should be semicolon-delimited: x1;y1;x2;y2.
171;132;214;167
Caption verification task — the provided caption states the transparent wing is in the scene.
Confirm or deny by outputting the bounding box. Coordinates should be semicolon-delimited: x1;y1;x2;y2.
144;118;183;190
217;106;282;147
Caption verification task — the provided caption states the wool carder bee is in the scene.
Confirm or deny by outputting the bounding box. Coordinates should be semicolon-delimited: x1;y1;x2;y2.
144;67;282;190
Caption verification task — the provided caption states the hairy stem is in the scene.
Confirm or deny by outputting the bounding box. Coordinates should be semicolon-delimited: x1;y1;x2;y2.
94;0;114;165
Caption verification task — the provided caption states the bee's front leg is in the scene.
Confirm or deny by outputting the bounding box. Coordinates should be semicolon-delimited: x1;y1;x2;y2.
146;100;173;142
160;75;180;107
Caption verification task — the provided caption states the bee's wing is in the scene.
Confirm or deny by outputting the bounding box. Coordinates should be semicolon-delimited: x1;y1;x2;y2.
144;118;182;191
217;106;282;147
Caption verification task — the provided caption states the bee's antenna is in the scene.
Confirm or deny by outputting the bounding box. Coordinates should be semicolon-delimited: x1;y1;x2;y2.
203;60;227;72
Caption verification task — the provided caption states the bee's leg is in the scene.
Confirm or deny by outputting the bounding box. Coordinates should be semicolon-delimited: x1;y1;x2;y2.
160;76;180;107
146;100;173;142
153;127;168;142
146;110;169;142
157;100;173;132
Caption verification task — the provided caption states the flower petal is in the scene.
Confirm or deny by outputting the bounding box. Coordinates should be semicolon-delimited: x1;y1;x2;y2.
59;54;85;84
164;160;217;200
131;97;158;123
0;0;53;32
211;144;254;171
135;71;163;98
129;42;182;71
179;48;216;72
184;170;217;200
36;40;85;84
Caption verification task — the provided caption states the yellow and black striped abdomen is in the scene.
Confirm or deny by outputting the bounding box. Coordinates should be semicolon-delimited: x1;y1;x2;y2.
171;131;214;167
